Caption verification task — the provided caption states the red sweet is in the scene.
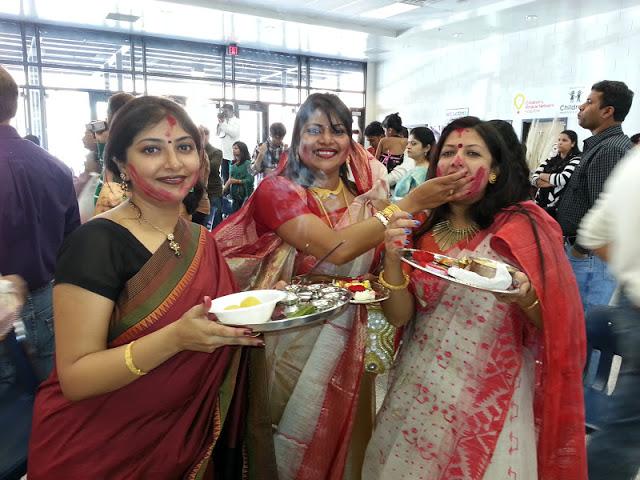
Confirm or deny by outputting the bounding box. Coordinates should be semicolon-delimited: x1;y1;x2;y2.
348;285;367;292
412;251;435;265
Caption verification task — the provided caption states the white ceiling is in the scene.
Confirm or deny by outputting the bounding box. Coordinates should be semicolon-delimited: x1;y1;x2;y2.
1;0;638;60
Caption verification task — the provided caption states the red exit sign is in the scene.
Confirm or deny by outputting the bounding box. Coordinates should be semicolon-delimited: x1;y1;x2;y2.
227;44;239;56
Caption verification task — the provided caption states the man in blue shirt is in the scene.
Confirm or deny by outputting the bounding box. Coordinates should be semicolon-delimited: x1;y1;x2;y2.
0;65;80;384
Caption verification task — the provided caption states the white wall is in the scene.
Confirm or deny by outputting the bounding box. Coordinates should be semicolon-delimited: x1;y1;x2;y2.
370;5;640;144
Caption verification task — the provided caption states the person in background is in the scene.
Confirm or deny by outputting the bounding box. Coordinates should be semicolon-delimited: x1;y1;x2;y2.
364;121;385;156
578;147;640;479
0;65;80;383
555;80;634;314
93;92;136;215
216;103;241;184
376;113;408;173
630;132;640;145
392;126;436;201
74;151;101;197
251;121;287;179
400;126;409;138
223;140;253;213
201;125;224;230
364;116;586;479
82;126;97;153
27;96;258;479
531;130;582;218
23;134;40;146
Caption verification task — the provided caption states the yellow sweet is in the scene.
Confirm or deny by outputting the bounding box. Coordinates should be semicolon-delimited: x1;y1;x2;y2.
224;296;262;311
240;296;261;307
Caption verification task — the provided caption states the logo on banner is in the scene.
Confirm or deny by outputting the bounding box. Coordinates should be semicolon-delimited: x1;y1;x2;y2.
513;93;525;114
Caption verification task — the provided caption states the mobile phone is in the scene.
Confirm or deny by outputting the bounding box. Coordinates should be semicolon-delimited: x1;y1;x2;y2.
86;120;108;134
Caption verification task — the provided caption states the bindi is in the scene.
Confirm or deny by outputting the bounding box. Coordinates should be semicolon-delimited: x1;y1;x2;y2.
457;143;463;149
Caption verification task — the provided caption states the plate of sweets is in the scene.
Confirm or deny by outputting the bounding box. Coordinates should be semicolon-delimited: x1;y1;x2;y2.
399;249;520;295
210;285;352;332
293;274;390;304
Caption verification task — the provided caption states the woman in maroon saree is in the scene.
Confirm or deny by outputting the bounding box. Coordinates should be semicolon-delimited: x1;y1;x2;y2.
28;97;262;479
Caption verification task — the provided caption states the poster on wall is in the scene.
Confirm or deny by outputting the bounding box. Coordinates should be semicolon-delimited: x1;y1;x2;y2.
511;85;586;118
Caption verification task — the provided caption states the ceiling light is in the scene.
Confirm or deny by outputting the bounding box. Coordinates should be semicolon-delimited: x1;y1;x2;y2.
361;2;421;19
525;15;538;21
105;12;140;23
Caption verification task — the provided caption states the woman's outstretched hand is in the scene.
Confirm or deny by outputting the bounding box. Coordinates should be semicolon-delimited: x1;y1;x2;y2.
401;170;473;212
172;297;264;353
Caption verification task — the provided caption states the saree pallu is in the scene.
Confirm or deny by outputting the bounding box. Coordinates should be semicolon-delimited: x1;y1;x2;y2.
214;144;390;479
28;220;245;479
364;202;587;479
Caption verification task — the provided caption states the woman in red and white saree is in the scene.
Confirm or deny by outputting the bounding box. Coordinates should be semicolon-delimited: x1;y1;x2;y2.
364;117;587;479
213;93;475;480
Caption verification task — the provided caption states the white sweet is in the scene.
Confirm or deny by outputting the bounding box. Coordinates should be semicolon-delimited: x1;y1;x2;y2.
447;262;513;290
353;290;376;301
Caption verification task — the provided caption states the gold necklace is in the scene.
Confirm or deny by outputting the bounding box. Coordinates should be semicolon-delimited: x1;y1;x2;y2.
309;180;344;200
432;220;479;251
129;201;181;257
308;180;353;228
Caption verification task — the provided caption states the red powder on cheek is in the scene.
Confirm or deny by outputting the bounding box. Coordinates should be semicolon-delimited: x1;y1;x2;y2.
436;165;444;177
466;166;488;198
128;165;175;202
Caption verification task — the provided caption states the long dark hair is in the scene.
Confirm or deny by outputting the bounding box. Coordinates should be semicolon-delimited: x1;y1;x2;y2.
559;129;581;158
418;116;530;236
232;141;251;165
417;116;547;278
104;96;205;214
409;126;436;160
382;113;403;134
283;93;357;195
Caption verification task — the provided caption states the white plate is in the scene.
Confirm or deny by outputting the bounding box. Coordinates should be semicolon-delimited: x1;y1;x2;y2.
399;249;519;295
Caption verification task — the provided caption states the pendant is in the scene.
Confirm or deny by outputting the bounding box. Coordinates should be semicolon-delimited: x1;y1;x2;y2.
167;233;181;257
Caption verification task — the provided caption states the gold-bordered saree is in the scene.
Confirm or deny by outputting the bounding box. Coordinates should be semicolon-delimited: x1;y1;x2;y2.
29;219;247;480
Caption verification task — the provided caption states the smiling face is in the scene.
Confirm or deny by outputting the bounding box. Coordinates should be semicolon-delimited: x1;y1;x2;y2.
297;108;351;177
436;128;494;204
120;117;200;204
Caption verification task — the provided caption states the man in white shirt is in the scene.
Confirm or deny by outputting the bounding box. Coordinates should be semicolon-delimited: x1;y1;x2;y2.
216;103;241;183
577;147;640;479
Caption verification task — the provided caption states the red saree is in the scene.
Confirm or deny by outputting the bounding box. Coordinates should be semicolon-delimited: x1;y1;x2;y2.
28;220;245;479
213;144;387;480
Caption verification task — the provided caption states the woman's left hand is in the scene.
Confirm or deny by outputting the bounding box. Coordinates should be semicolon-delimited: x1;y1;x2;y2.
494;271;537;309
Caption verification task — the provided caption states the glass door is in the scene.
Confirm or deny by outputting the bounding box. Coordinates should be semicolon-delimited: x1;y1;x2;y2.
236;102;268;155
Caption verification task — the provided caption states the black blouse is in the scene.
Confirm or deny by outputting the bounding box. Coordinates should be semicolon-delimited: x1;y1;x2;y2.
55;219;152;301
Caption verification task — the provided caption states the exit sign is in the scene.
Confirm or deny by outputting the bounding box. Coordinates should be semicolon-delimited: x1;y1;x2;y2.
227;44;239;56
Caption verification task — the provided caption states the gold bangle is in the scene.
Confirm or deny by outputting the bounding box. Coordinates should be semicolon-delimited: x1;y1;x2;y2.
125;340;147;376
380;204;402;221
524;298;540;310
378;270;410;290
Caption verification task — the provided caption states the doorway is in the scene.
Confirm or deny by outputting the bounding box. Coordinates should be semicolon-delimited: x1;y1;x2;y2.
236;102;269;155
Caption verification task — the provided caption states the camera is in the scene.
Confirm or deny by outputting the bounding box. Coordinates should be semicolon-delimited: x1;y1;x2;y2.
86;120;108;134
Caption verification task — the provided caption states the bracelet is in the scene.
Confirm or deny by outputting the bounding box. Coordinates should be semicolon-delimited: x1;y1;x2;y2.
524;298;540;310
378;270;410;290
373;211;389;227
380;204;402;221
125;340;147;376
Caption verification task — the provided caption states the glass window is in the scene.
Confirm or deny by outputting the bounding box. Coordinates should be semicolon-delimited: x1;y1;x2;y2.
235;84;258;102
145;38;223;79
42;67;134;91
0;20;22;63
39;26;133;71
286;88;300;105
259;86;283;103
309;58;365;92
232;49;298;87
146;75;222;99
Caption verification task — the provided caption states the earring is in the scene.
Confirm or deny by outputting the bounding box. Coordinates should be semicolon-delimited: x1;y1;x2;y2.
119;172;129;200
488;171;498;184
